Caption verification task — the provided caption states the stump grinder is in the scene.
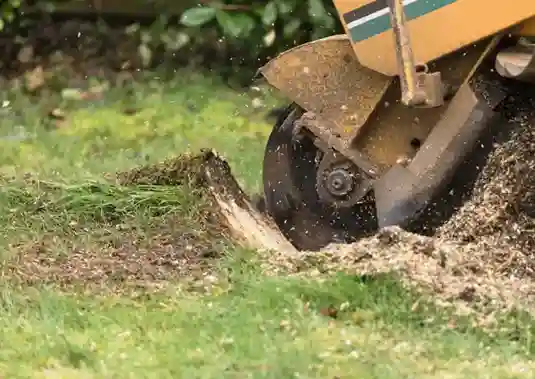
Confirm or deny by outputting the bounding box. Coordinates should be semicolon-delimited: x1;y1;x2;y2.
259;0;535;250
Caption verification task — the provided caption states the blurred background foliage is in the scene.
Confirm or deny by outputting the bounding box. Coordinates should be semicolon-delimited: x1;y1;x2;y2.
1;0;341;60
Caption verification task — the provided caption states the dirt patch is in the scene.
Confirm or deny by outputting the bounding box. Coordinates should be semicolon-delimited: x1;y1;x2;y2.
5;150;293;291
7;214;223;292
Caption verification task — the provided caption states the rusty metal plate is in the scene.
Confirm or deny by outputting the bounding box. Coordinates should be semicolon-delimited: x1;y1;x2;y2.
353;40;491;169
260;35;392;149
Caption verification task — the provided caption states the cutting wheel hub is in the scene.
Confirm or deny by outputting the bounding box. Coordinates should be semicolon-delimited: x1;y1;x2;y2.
315;150;370;208
325;168;354;197
262;105;378;251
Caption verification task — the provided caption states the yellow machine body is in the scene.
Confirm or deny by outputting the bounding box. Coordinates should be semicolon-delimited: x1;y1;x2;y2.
259;0;535;250
335;0;535;76
260;2;535;170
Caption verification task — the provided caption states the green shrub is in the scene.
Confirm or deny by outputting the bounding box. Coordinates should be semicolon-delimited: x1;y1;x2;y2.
180;0;341;59
0;0;22;30
1;0;342;55
0;0;342;81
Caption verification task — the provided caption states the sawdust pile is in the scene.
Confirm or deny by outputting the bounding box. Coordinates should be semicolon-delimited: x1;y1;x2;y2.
260;227;535;314
437;103;535;277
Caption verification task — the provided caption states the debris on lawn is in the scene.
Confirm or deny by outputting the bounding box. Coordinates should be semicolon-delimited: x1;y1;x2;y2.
6;88;535;316
8;215;224;292
260;96;535;315
6;149;293;292
260;227;535;315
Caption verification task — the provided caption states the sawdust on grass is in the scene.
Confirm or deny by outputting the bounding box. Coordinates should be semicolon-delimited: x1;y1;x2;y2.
7;92;535;316
261;96;535;316
7;214;224;293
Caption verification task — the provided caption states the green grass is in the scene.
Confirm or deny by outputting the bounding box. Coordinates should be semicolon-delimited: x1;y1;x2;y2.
0;72;276;192
2;275;535;378
0;69;535;378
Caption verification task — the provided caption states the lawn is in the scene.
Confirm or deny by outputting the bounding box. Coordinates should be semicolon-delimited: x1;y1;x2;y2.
0;70;534;378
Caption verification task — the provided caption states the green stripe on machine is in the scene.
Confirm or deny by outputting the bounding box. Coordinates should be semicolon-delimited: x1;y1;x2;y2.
347;0;457;43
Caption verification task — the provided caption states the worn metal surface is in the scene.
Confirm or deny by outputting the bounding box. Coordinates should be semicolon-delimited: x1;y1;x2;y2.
260;35;391;149
516;16;535;37
260;1;535;249
316;150;372;208
386;0;423;106
386;0;446;107
296;112;381;176
372;37;508;229
369;36;505;229
373;81;505;228
262;30;491;172
495;43;535;83
353;41;490;170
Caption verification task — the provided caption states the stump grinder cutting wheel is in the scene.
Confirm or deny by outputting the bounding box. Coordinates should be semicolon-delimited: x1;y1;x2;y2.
259;0;535;250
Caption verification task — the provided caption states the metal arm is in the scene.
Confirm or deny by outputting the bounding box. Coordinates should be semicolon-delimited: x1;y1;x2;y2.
386;0;445;107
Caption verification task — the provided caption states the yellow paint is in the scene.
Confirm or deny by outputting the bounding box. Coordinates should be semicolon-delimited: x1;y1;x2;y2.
333;0;535;75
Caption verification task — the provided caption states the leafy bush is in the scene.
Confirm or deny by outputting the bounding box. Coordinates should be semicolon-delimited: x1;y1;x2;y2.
1;0;341;58
0;0;342;83
180;0;341;59
0;0;22;30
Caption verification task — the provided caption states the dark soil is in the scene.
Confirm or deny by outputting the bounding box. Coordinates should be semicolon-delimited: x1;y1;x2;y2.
6;151;235;292
7;214;225;293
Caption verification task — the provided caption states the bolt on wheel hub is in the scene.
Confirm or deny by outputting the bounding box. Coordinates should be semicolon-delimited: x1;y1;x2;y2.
326;168;354;197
